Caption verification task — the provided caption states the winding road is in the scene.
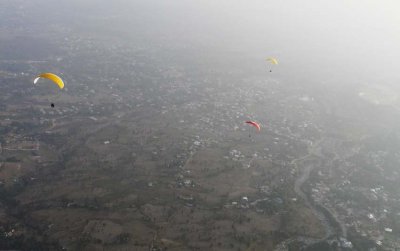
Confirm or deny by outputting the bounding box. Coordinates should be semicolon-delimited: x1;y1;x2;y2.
274;139;339;251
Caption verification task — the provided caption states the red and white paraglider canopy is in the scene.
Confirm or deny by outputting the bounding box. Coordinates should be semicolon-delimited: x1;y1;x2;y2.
245;121;261;131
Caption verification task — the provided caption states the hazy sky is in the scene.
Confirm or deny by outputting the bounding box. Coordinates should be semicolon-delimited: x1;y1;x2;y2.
107;0;400;86
3;0;400;87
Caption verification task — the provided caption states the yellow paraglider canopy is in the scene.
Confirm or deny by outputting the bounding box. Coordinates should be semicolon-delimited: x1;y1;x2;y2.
266;57;278;65
34;73;64;89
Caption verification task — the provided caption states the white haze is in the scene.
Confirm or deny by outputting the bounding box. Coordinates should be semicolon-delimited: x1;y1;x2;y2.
90;0;400;88
14;0;400;88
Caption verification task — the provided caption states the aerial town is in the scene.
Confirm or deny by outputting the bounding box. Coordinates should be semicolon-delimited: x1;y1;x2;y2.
1;1;400;251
